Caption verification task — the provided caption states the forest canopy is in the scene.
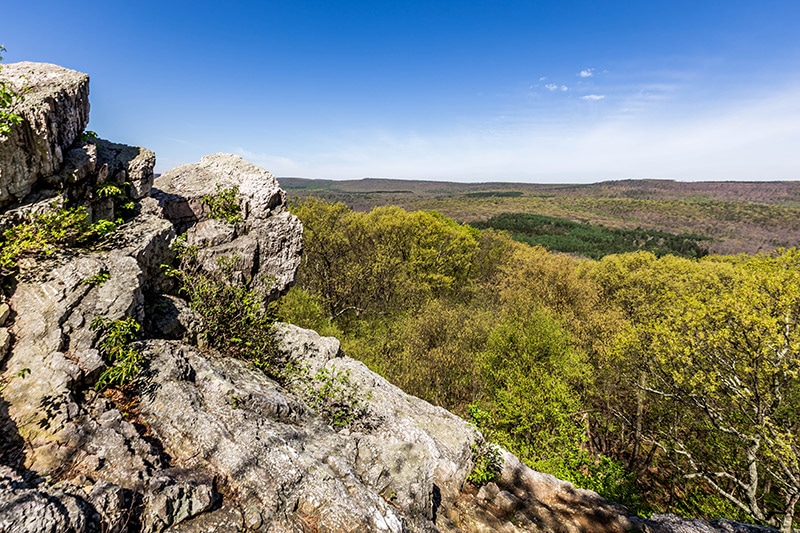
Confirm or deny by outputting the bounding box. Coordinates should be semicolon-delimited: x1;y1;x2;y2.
277;197;800;531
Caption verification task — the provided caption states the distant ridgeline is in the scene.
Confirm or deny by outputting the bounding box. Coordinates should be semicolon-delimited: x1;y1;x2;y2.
470;213;710;259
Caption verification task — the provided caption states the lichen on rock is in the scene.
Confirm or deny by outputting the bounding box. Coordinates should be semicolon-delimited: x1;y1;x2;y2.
0;62;90;207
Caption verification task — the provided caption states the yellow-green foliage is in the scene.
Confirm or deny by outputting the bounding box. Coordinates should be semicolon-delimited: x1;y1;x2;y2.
92;316;142;390
0;45;23;135
0;205;117;278
621;251;800;529
478;308;588;456
201;184;242;224
291;198;479;320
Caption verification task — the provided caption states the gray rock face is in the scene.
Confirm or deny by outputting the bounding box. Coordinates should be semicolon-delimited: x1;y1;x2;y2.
0;466;94;533
459;451;636;532
153;153;303;301
2;213;174;472
132;324;480;532
0;62;90;207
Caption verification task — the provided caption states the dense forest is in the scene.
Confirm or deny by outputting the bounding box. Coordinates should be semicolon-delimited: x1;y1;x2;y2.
470;213;710;259
275;197;800;531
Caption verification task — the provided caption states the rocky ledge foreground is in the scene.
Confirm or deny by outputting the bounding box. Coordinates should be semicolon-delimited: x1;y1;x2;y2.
0;62;777;532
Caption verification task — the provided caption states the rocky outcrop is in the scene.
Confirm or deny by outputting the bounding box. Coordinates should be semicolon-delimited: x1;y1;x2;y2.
153;153;303;301
2;214;174;471
130;324;480;532
0;62;155;224
0;62;90;207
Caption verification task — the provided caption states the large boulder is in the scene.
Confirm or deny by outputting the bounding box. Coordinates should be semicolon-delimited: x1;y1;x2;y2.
95;138;156;201
0;62;90;207
153;153;303;301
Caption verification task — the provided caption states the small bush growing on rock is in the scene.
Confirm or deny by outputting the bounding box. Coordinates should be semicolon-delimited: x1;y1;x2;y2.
466;404;503;485
92;316;142;390
79;270;111;287
167;253;285;378
0;45;23;135
201;184;242;224
300;367;370;429
166;242;371;426
467;441;503;485
94;181;135;213
0;204;118;279
78;129;98;143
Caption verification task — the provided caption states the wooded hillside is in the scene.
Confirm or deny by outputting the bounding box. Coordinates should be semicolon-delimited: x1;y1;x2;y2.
277;197;800;531
280;178;800;256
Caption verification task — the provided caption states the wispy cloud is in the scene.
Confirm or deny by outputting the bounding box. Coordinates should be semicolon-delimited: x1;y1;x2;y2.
579;68;594;78
545;83;569;92
581;94;605;101
250;84;800;182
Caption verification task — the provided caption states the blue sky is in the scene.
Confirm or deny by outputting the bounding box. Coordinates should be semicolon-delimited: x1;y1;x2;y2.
3;1;800;182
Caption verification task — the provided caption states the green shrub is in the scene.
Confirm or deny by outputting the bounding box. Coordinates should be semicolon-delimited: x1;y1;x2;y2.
202;184;242;224
467;441;503;485
94;180;135;214
79;270;111;287
166;239;369;427
95;182;126;199
466;404;503;485
92;316;142;390
79;130;98;143
167;253;284;377
0;45;23;136
0;204;117;279
301;367;370;429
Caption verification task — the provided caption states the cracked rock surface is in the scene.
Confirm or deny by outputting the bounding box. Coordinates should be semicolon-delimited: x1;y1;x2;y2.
0;62;90;207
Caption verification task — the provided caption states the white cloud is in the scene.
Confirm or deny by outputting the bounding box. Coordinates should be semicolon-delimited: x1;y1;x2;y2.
581;94;605;101
545;83;569;92
579;68;594;78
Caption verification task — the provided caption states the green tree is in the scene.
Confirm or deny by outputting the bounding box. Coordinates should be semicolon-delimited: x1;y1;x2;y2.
290;198;479;321
622;250;800;531
478;308;590;464
386;299;492;409
474;307;636;503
